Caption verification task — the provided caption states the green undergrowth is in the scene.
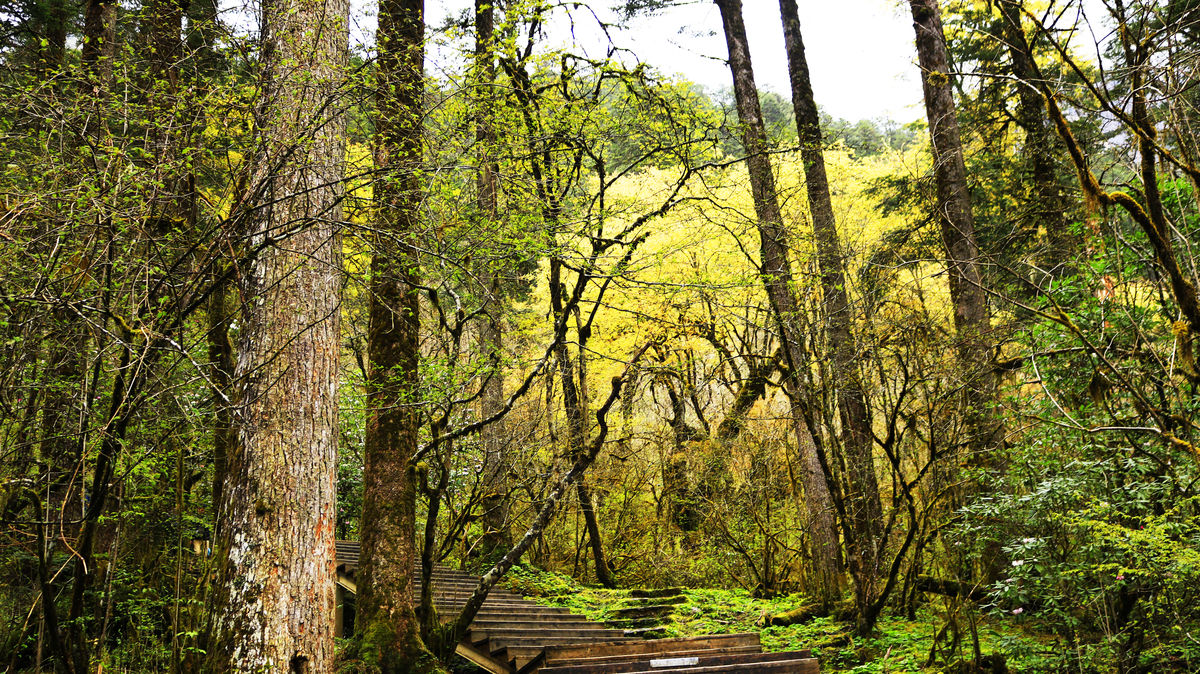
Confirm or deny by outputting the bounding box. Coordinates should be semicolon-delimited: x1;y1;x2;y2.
498;565;1057;672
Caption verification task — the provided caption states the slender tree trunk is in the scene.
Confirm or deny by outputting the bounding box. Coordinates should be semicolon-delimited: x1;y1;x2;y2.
206;0;347;666
910;0;999;478
779;0;883;631
715;0;841;609
38;316;86;537
207;281;234;526
549;257;615;588
354;0;445;671
996;0;1072;274
475;0;511;557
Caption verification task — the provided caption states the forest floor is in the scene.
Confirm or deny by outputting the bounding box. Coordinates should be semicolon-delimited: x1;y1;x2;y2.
496;565;1057;673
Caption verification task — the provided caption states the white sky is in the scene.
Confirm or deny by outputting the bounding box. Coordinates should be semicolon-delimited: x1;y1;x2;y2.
421;0;924;122
396;1;1112;125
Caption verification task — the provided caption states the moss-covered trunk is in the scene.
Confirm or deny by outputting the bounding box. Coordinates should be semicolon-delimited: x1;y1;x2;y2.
910;0;999;485
354;0;446;671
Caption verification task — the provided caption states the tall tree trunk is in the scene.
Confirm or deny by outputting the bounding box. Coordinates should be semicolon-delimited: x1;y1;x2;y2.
354;0;445;671
996;0;1072;274
475;0;511;557
207;280;234;528
910;0;999;481
38;0;68;68
779;0;883;631
714;0;841;609
206;0;347;665
81;0;116;87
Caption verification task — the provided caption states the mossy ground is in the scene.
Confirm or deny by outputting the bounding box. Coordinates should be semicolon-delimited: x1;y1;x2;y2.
498;565;1057;673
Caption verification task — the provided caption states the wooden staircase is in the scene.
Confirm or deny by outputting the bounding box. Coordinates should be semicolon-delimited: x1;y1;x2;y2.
335;541;818;673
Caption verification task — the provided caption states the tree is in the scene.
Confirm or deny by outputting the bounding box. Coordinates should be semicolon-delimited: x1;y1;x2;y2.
779;0;884;630
995;0;1072;273
714;0;841;607
474;0;512;558
206;0;348;667
909;0;999;485
352;0;445;670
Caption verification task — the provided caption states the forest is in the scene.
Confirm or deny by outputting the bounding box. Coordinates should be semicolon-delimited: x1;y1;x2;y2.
2;0;1200;671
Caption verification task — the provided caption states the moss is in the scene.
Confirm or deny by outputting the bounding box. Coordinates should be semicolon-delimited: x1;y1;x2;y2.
340;617;448;674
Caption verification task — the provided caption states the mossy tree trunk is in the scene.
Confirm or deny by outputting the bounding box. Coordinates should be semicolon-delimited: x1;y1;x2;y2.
996;0;1072;274
910;0;1000;486
354;0;446;671
475;0;512;559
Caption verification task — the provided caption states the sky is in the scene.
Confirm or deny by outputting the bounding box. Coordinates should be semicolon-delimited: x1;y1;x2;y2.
423;0;925;123
600;0;924;122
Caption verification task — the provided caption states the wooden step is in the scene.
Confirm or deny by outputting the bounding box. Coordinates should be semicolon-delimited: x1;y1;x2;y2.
471;615;594;627
419;585;521;596
418;589;526;597
472;627;619;645
489;633;643;652
425;598;547;608
621;658;818;673
490;636;641;654
539;649;814;674
541;633;761;666
331;545;821;673
473;627;625;642
517;644;765;673
473;607;575;618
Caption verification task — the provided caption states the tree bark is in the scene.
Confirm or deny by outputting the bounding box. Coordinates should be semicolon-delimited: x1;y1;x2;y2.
996;0;1072;274
206;0;347;666
714;0;842;609
779;0;883;632
353;0;445;671
207;280;234;529
81;0;116;87
910;0;1000;477
475;0;512;558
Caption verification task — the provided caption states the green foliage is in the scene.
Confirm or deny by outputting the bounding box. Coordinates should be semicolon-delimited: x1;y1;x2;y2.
499;564;1052;672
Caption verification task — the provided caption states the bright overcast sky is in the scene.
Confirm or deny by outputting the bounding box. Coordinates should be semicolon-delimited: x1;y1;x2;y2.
423;0;925;123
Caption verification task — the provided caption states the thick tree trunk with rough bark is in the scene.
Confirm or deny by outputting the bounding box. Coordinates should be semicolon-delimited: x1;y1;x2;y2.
206;0;347;667
779;0;883;629
714;0;841;609
353;0;445;671
81;0;115;86
910;0;999;476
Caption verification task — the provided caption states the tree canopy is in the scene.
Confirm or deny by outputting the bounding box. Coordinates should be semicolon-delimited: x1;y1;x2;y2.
3;0;1200;672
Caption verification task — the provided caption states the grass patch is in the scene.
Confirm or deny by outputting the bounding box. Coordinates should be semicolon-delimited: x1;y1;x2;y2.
497;564;1058;672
